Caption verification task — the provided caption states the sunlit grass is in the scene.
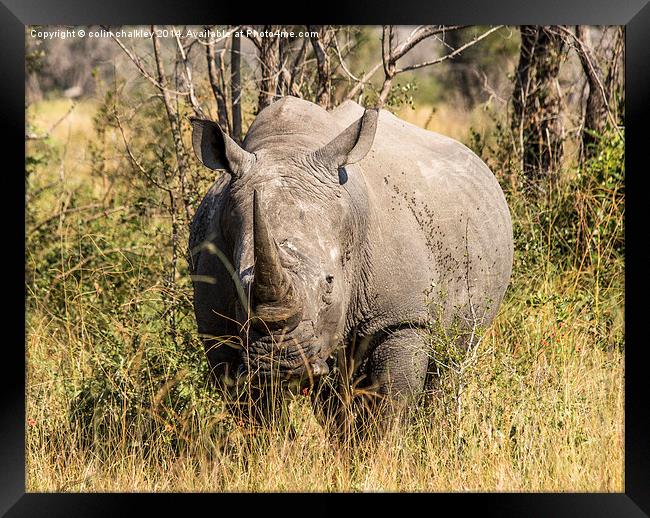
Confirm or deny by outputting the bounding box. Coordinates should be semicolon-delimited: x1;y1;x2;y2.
25;277;624;491
397;101;495;143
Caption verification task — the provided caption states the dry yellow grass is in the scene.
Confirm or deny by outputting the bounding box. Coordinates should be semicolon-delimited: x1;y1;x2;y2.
25;98;624;493
27;99;97;177
397;102;495;143
26;290;624;492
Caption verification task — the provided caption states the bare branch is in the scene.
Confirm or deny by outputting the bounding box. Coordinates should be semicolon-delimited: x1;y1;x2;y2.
391;25;467;62
206;27;231;132
242;25;262;49
381;25;394;78
251;26;281;111
287;37;309;95
395;25;504;73
333;34;362;82
115;112;172;195
175;33;206;118
103;25;190;96
231;33;243;143
375;25;481;105
344;62;383;101
308;25;334;108
152;26;190;220
556;25;623;139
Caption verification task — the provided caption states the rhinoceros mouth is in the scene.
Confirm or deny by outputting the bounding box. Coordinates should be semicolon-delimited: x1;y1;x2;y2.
240;321;329;381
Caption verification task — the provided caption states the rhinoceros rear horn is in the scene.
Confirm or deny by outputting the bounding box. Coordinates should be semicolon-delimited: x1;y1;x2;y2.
313;108;379;173
190;118;254;178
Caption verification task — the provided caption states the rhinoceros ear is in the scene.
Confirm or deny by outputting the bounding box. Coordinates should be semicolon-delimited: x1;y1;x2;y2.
190;118;254;177
313;108;379;172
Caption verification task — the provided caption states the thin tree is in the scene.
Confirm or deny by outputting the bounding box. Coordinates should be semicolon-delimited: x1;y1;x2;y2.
308;25;335;108
231;32;243;143
568;26;624;160
511;25;568;188
375;25;501;107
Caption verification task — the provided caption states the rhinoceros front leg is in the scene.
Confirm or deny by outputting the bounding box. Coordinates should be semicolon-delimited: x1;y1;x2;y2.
313;327;430;443
364;326;429;401
349;327;430;440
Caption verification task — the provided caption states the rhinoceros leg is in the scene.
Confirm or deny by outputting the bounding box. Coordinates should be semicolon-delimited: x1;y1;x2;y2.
310;327;430;444
365;327;430;400
340;327;429;442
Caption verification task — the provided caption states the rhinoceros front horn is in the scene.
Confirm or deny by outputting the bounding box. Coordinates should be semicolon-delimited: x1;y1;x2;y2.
251;190;302;331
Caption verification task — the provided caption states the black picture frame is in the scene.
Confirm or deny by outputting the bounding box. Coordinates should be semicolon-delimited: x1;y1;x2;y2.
4;1;648;515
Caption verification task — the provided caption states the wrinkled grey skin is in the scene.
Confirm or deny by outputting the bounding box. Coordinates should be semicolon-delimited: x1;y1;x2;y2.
188;96;513;426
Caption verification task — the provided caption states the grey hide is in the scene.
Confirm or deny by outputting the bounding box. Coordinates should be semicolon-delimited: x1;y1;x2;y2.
188;96;513;417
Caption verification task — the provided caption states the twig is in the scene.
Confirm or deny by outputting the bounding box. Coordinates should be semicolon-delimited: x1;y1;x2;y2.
344;62;383;101
115;113;172;195
174;33;206;118
395;26;504;73
104;26;190;97
29;203;115;234
206;27;231;133
26;101;77;140
391;25;467;63
333;34;362;82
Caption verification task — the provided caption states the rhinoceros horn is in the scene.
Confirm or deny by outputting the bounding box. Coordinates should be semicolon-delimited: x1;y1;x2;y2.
252;190;302;330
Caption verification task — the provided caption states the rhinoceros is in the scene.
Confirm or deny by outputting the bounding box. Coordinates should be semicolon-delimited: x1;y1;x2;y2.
188;96;512;427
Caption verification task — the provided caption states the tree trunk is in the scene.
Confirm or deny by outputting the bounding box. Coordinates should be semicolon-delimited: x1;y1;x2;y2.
287;37;308;97
206;30;231;134
256;27;280;112
607;27;625;125
575;25;608;158
511;25;567;188
231;33;242;143
378;25;396;106
309;25;333;108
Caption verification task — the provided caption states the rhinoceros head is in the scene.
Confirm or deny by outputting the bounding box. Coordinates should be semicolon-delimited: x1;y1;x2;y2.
190;105;378;382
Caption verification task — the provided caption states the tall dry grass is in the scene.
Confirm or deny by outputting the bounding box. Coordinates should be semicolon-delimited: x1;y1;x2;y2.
25;98;623;492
